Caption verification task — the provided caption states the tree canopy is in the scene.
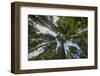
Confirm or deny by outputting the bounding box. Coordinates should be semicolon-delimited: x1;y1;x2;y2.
28;15;88;60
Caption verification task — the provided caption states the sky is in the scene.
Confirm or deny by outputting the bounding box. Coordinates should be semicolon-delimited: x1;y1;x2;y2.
28;16;85;59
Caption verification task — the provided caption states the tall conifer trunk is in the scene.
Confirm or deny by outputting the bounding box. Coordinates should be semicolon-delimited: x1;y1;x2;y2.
57;37;66;59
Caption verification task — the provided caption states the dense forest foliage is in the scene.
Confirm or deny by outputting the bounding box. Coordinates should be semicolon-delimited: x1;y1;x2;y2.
28;15;88;60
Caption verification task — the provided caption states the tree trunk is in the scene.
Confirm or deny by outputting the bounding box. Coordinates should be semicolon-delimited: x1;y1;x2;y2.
57;39;66;59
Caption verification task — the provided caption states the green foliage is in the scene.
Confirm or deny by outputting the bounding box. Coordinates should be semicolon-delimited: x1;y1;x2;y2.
76;31;88;58
66;47;77;59
29;44;57;60
57;17;77;35
28;15;88;60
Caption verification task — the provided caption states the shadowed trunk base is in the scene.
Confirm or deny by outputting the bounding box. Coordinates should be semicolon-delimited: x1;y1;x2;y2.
57;42;66;59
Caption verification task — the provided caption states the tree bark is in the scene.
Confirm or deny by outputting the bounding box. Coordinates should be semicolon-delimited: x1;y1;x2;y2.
57;39;66;59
